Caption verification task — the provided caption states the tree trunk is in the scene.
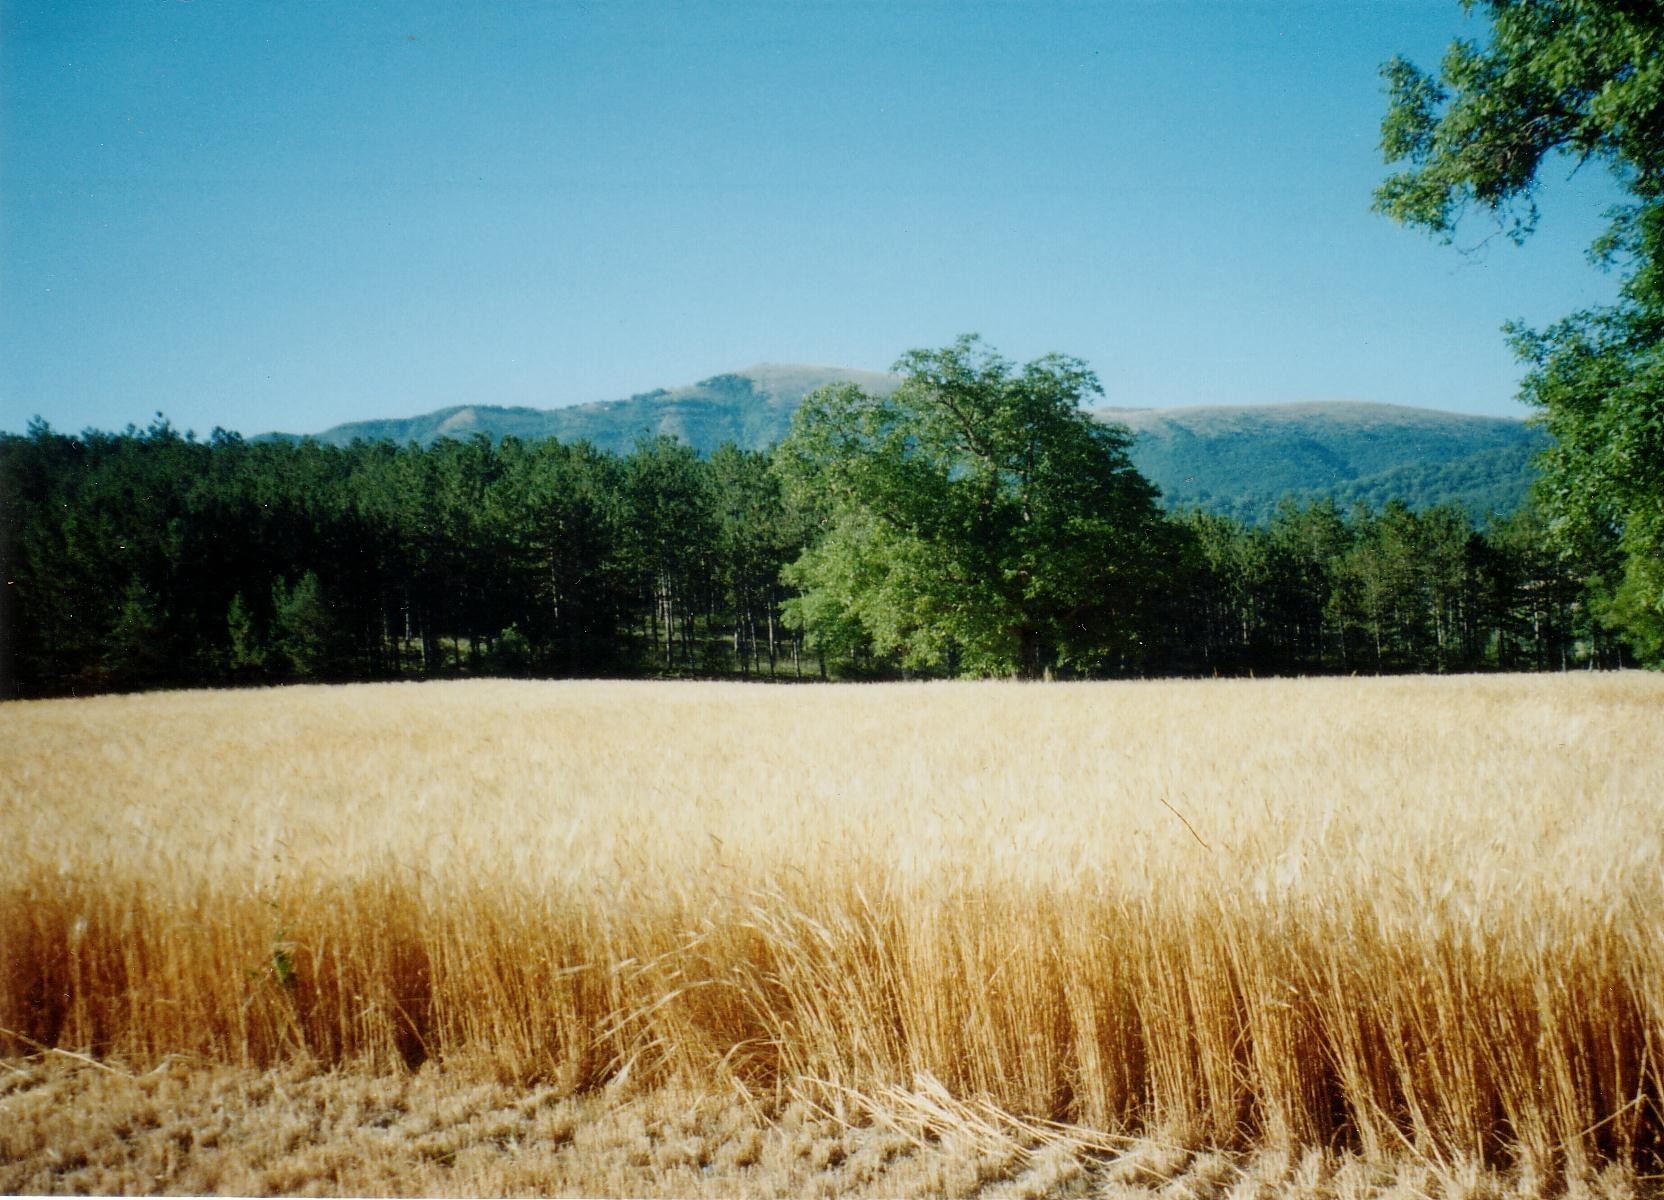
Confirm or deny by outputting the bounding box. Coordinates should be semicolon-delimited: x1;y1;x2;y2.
735;590;748;678
1017;627;1041;681
423;620;437;675
765;591;778;676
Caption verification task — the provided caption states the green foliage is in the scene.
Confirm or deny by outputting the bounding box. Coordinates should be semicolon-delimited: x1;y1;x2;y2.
1375;3;1664;250
485;625;534;674
1512;310;1664;662
271;572;342;679
490;437;631;673
1326;502;1476;672
226;592;265;675
0;421;826;695
709;443;798;675
777;336;1173;678
0;364;1629;697
1167;496;1623;674
107;576;166;689
1377;0;1664;661
1599;557;1664;662
622;436;718;672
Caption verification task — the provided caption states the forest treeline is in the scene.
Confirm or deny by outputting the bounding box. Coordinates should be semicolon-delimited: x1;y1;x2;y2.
0;414;1636;700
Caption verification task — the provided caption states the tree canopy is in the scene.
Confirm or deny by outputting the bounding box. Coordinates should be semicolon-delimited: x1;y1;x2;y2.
1376;0;1664;661
0;411;1624;696
774;336;1174;679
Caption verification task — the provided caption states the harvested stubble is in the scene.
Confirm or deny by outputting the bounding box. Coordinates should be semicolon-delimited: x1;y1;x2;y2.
3;675;1663;1187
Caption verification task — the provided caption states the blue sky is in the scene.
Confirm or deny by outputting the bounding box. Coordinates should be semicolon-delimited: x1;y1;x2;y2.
0;1;1627;437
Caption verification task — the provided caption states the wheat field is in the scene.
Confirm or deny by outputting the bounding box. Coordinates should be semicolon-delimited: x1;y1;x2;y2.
3;675;1663;1196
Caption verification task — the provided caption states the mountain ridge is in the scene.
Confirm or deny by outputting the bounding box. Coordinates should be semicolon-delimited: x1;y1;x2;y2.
263;365;1545;524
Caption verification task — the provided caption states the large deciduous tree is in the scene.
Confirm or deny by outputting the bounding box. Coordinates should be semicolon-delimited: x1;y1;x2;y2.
775;336;1172;679
1376;0;1664;661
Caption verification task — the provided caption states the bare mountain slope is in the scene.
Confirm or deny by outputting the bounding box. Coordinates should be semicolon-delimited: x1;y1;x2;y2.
278;365;897;455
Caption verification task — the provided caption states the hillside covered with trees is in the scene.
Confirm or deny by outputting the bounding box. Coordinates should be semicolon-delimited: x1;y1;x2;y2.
1111;402;1547;523
272;367;1546;525
0;339;1638;699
